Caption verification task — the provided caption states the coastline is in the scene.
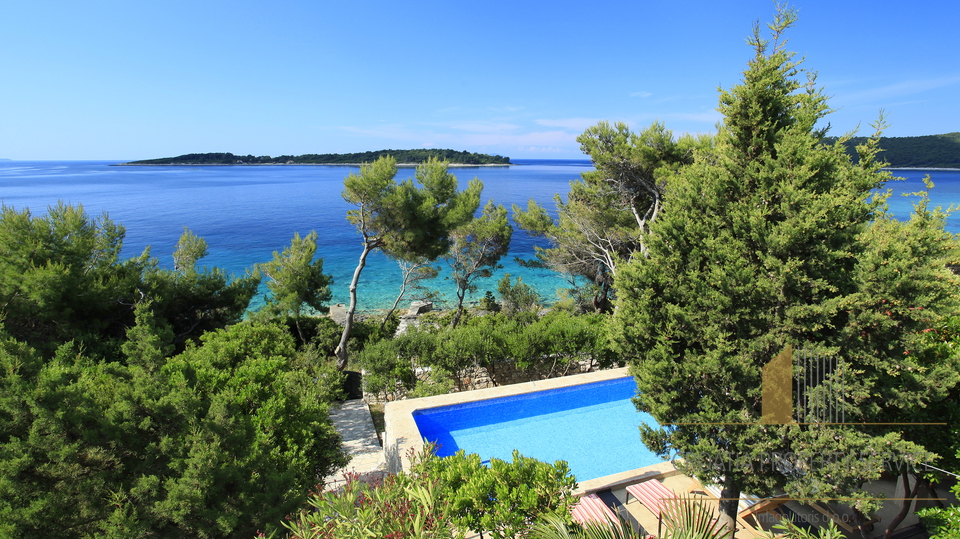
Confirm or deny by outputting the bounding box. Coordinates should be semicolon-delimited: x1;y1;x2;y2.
112;162;512;168
886;167;960;172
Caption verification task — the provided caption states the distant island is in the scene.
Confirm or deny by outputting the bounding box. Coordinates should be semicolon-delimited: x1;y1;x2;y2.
119;149;511;166
830;132;960;169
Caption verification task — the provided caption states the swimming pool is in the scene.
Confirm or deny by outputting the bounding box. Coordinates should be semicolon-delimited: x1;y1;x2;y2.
411;376;662;481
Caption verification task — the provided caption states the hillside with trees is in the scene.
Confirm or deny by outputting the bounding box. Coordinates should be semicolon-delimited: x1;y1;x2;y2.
122;149;511;166
829;131;960;168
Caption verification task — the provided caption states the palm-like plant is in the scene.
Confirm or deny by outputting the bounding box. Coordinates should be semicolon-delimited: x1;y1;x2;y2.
660;495;732;539
529;495;733;539
528;511;647;539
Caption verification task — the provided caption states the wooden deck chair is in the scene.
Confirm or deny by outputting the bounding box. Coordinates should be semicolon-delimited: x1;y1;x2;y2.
686;478;776;532
807;501;856;533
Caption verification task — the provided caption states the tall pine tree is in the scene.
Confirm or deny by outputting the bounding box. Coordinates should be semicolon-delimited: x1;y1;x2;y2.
611;9;959;537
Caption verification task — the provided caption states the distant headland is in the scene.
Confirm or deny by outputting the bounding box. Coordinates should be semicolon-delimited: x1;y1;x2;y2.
830;132;960;169
117;149;512;166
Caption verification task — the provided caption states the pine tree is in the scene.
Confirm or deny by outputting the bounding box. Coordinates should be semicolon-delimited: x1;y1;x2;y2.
610;9;959;537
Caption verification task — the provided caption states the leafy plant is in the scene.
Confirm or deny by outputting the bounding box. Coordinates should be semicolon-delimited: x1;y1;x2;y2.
660;495;731;539
497;273;542;316
414;448;578;539
770;519;845;539
479;290;502;312
282;472;456;539
529;511;648;539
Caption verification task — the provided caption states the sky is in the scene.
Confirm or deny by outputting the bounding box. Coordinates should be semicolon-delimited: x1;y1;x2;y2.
1;0;958;160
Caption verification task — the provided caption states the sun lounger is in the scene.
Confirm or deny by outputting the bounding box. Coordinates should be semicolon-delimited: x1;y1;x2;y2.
596;489;646;535
626;479;677;515
572;493;619;526
625;479;681;536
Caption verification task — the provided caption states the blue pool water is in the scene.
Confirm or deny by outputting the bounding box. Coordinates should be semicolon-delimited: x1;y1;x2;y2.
413;377;663;481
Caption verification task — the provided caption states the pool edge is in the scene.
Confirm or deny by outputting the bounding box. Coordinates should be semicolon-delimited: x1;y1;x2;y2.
384;367;632;476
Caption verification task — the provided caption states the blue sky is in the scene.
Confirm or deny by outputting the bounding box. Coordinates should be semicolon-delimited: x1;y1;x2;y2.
1;0;958;160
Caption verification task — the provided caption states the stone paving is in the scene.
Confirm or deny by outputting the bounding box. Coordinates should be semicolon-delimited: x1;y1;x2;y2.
323;399;387;488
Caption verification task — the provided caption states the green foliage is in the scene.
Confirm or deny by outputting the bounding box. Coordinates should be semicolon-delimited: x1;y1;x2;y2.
281;446;574;539
413;448;578;539
143;229;261;350
529;511;644;539
479;290;502;312
282;471;456;539
497;273;542;316
121;300;175;371
172;226;208;272
918;487;960;539
772;519;845;539
446;199;513;327
359;311;614;396
357;336;418;401
336;156;482;369
609;8;959;533
258;231;333;343
513;121;709;311
660;495;732;539
0;202;146;354
0;322;347;538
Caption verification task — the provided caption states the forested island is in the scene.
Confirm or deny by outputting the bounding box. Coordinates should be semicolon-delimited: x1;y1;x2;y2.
121;149;511;166
831;131;960;168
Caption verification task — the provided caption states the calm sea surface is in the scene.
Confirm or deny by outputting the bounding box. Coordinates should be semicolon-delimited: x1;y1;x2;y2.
1;160;958;311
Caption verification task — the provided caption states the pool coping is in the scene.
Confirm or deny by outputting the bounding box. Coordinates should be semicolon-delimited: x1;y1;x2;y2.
384;367;677;492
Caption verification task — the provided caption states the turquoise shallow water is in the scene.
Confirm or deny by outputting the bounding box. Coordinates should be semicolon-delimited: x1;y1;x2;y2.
1;161;958;312
414;377;662;482
0;159;591;311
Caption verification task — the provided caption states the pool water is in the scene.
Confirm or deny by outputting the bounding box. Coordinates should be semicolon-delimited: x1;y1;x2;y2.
413;377;663;481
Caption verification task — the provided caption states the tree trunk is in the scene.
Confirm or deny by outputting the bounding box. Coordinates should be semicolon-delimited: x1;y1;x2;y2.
294;316;305;346
719;479;741;539
884;469;921;539
335;244;372;371
381;281;407;333
451;287;467;328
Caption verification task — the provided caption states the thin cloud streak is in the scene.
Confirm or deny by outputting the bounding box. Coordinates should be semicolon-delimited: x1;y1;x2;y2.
448;122;522;133
837;75;960;106
534;118;604;131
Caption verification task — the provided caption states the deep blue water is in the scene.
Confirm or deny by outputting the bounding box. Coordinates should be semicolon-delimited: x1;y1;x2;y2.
1;161;957;311
0;159;589;311
413;377;661;481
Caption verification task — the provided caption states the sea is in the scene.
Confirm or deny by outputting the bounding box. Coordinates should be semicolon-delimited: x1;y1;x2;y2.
1;160;958;313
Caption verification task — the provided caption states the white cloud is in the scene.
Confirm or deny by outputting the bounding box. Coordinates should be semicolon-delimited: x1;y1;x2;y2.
335;123;581;155
838;75;960;106
449;121;522;133
630;91;653;98
534;117;603;131
458;130;578;148
487;106;524;113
